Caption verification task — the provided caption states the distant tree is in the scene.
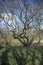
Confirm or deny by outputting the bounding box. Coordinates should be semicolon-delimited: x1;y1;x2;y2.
0;28;12;45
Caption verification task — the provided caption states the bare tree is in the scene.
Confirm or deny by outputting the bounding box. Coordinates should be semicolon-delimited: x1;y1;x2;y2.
0;0;43;47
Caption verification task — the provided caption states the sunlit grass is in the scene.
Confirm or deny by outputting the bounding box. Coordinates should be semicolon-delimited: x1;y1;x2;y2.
11;39;22;46
11;39;43;46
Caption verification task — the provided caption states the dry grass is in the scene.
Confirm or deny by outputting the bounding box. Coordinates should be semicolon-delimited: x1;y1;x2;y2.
33;39;43;45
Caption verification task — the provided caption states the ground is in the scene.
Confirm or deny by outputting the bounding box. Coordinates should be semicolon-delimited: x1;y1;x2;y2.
0;39;43;65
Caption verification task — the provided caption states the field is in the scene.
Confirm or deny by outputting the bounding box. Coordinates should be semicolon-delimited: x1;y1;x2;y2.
0;39;43;65
11;39;43;46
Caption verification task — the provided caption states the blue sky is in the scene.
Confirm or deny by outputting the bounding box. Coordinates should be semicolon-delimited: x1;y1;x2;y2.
28;0;43;4
0;0;43;29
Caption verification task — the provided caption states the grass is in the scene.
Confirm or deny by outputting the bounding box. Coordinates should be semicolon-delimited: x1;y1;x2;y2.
0;39;43;65
11;39;43;46
0;46;43;65
11;39;22;46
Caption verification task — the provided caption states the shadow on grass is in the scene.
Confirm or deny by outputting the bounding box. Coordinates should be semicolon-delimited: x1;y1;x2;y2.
0;48;9;65
12;48;29;65
0;46;43;65
40;51;43;65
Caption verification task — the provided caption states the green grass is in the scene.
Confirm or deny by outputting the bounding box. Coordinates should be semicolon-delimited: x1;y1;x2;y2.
11;39;22;46
0;38;43;65
11;39;43;46
0;46;43;65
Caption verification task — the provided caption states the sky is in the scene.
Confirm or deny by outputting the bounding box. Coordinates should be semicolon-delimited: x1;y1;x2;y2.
28;0;43;4
0;0;43;29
